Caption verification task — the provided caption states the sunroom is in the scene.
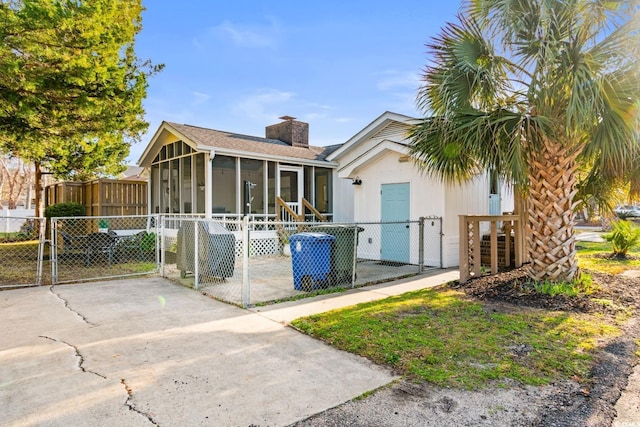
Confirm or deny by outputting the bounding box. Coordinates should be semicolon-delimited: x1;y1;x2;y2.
138;116;348;222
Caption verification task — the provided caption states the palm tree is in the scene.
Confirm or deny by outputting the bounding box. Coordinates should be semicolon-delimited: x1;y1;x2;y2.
409;0;639;282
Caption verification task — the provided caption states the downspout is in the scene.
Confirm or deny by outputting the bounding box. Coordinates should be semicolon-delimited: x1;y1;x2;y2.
206;150;215;219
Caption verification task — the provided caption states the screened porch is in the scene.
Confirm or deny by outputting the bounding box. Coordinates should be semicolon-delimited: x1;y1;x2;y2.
148;140;334;221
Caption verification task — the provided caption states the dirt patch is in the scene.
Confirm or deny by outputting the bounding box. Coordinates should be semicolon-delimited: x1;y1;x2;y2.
292;268;640;427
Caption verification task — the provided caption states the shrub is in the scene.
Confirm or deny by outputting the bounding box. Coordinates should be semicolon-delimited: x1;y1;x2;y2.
44;202;86;218
603;220;640;256
140;232;156;253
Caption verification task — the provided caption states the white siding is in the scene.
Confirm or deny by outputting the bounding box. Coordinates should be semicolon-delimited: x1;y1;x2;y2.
501;183;515;214
332;175;354;222
441;175;491;267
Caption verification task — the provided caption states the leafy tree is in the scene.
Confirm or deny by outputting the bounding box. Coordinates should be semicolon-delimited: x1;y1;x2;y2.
409;0;639;281
0;0;162;214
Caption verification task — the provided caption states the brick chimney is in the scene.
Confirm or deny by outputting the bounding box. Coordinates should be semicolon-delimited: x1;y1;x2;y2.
266;116;309;148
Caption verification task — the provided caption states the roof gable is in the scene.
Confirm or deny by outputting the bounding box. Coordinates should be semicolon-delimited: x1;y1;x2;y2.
335;139;409;178
327;111;418;161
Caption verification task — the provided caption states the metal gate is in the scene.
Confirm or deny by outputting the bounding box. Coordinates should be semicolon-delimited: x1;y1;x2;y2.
0;216;47;288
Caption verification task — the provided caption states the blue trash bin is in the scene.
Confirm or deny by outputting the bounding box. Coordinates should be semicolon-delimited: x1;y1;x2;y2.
289;232;336;291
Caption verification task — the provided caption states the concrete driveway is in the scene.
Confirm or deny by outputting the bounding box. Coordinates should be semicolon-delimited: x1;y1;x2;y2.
0;277;394;426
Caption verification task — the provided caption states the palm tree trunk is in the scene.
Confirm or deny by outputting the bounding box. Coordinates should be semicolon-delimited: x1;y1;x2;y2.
526;139;580;281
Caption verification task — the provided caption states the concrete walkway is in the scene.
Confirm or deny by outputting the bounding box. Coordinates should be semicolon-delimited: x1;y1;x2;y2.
251;269;460;324
0;270;455;426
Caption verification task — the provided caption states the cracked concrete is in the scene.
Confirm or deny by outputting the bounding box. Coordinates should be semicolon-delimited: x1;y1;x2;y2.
121;378;159;425
48;284;96;326
39;335;106;379
0;275;402;426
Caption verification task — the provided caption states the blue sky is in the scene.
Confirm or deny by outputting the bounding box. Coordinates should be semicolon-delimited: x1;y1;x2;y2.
131;1;462;163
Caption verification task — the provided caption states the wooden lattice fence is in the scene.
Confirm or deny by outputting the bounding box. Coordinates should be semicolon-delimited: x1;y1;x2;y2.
45;179;147;217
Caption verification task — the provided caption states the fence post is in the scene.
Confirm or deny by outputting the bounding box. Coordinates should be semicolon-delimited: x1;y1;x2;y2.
418;217;425;273
160;216;166;277
351;224;358;288
490;220;498;275
154;215;160;269
242;216;250;307
459;215;469;284
51;218;58;284
36;218;46;286
194;220;200;290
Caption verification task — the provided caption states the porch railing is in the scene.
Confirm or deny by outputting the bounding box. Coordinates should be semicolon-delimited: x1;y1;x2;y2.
459;214;524;284
276;197;327;223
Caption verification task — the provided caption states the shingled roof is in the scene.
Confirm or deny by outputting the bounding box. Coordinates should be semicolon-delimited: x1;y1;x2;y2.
166;122;340;162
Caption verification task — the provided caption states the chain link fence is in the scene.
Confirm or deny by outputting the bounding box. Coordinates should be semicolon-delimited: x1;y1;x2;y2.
159;216;442;307
0;216;47;288
1;214;442;302
51;215;160;284
159;216;244;304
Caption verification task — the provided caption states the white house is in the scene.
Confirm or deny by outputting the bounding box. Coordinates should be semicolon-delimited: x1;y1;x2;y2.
138;112;511;268
327;111;513;268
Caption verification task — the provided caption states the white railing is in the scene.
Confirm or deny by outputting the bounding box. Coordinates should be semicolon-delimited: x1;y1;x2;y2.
282;202;300;222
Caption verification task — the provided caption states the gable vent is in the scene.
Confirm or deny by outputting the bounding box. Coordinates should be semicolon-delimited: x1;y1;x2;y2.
375;122;410;140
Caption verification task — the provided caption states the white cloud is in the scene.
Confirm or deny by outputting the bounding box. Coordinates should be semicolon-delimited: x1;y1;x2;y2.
335;117;352;123
233;89;296;122
192;91;211;104
213;18;281;48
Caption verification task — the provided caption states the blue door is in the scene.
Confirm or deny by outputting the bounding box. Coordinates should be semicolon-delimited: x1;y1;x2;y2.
381;183;410;263
489;170;501;215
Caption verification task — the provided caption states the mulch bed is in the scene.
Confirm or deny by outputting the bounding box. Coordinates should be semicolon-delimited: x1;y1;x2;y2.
449;267;640;315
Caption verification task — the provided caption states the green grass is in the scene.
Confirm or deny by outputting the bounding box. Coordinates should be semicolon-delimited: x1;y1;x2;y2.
292;287;619;389
0;240;157;286
0;240;43;285
576;240;640;274
290;231;639;390
0;231;28;242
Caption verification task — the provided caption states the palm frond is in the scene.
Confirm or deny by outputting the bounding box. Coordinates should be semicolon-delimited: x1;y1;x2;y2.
418;14;512;115
408;117;479;183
